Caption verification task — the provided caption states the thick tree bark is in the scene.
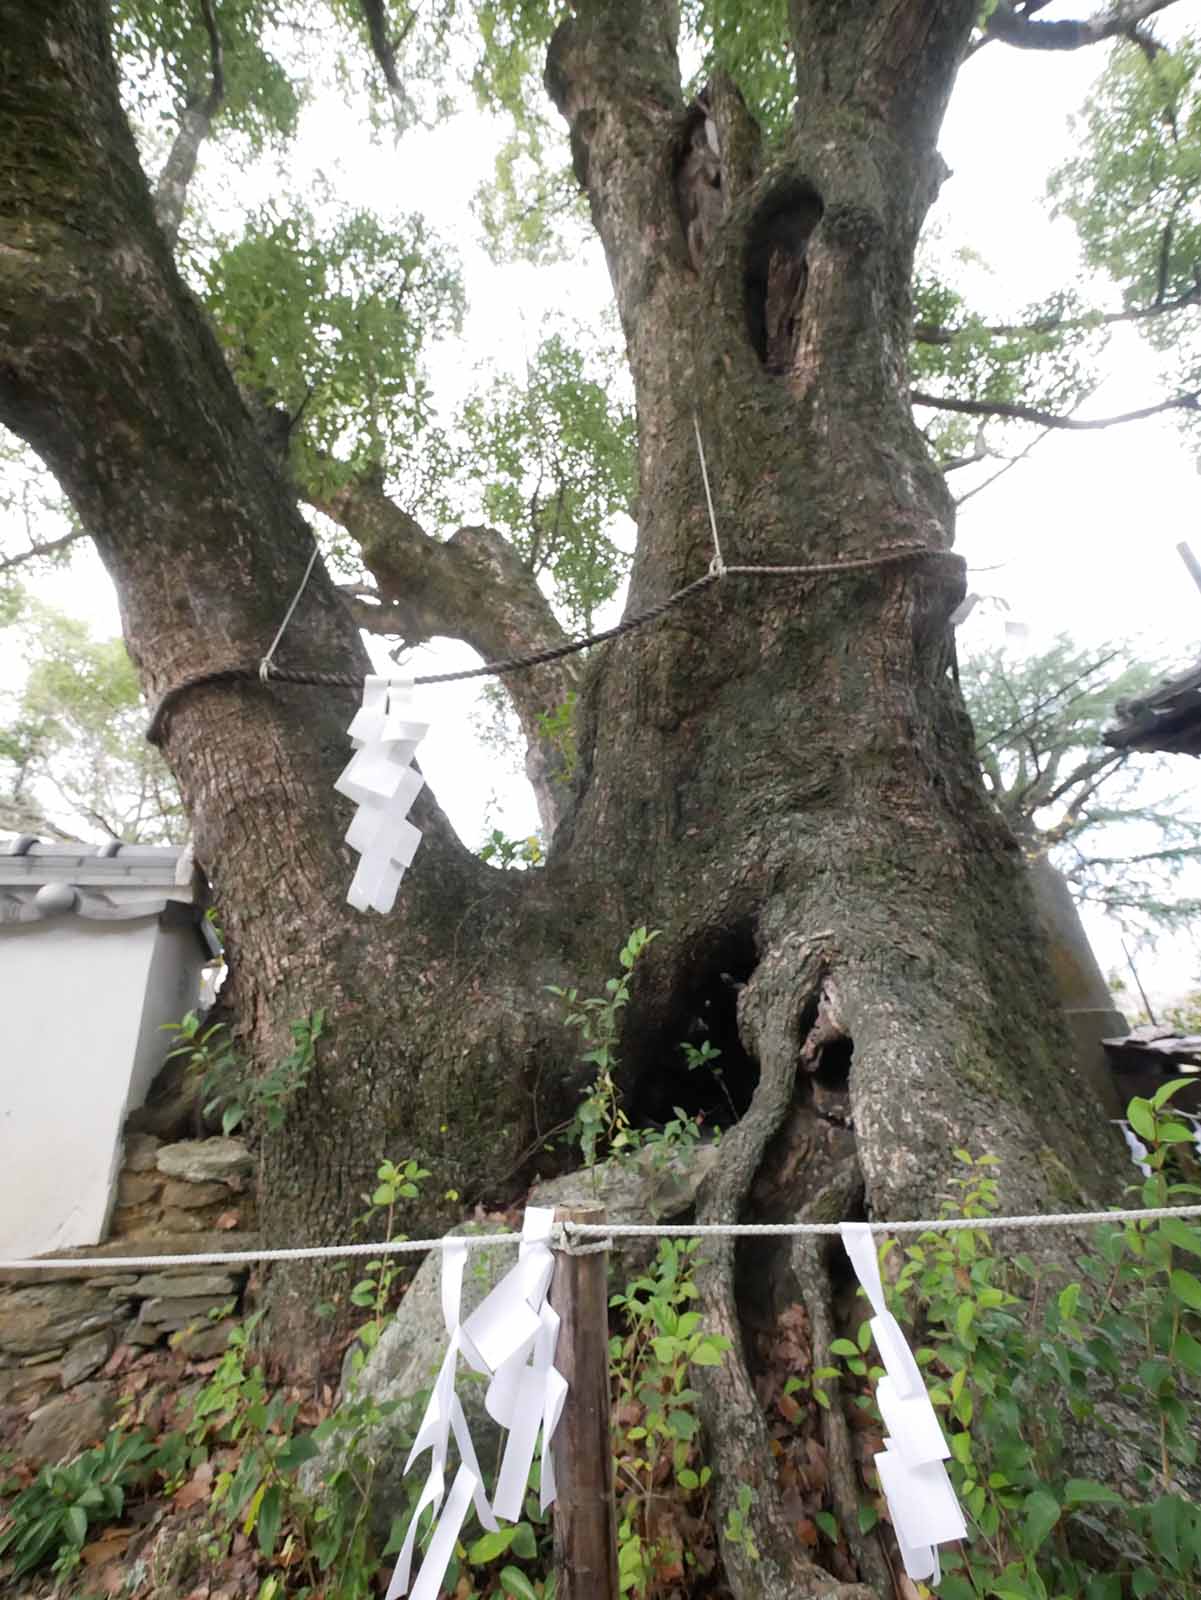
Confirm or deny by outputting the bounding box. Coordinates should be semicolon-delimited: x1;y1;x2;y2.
543;2;1130;1589
0;0;572;1369
2;1;1136;1591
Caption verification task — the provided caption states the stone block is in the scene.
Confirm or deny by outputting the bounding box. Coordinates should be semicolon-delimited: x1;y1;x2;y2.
0;1283;134;1358
160;1179;234;1209
116;1171;163;1207
122;1133;162;1172
137;1296;231;1327
130;1273;238;1300
61;1330;114;1389
21;1386;116;1465
174;1322;235;1360
159;1208;218;1234
156;1138;253;1183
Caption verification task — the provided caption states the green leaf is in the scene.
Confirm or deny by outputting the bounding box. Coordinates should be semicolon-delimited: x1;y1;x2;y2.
257;1484;282;1558
830;1339;859;1357
1170;1269;1201;1310
690;1338;726;1366
64;1504;88;1546
1150;1494;1181;1565
1058;1282;1081;1322
814;1510;839;1542
1160;1218;1201;1258
858;1504;879;1533
275;1433;320;1473
933;1579;975;1600
1127;1098;1155;1140
1152;1078;1196;1109
1022;1488;1061;1550
955;1298;975;1342
1063;1478;1123;1506
1171;1329;1201;1376
499;1566;540;1600
468;1525;517;1564
509;1522;538;1560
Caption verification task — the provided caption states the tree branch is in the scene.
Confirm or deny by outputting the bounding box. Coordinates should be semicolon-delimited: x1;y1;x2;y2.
953;423;1053;507
153;0;225;247
0;527;88;575
308;474;580;837
357;0;417;121
912;387;1201;430
981;0;1178;51
914;282;1201;346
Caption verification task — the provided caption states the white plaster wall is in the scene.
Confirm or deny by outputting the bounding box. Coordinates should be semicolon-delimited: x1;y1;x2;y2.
0;916;200;1257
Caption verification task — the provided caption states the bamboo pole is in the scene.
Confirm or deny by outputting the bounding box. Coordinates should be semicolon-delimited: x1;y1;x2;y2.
550;1206;618;1600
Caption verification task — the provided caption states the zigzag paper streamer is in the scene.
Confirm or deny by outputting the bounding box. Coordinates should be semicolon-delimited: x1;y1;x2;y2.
1113;1119;1152;1178
386;1209;568;1600
840;1223;967;1585
336;677;428;914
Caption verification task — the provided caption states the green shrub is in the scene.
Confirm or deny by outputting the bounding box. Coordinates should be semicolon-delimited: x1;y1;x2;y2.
829;1080;1201;1599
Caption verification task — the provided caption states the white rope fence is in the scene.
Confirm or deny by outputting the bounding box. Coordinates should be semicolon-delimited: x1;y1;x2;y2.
2;1202;1200;1272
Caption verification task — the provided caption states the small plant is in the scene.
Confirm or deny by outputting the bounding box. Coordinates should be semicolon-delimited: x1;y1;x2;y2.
479;827;544;868
549;926;659;1177
608;1239;730;1594
0;1428;158;1578
825;1082;1201;1600
537;691;578;785
639;1105;708;1170
680;1036;738;1125
347;1157;431;1362
723;1483;761;1563
163;1007;326;1136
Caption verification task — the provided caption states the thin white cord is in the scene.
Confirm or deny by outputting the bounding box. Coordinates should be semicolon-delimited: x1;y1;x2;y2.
692;413;725;576
565;1203;1201;1239
0;1232;524;1272
2;1204;1198;1272
260;539;322;681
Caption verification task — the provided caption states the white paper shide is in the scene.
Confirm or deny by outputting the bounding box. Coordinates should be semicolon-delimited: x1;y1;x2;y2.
386;1208;568;1600
840;1223;968;1584
336;677;428;914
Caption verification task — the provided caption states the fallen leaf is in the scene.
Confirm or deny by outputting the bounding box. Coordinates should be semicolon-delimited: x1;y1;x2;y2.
102;1344;135;1377
215;1210;240;1230
174;1461;214;1509
795;1518;818;1547
82;1529;133;1566
776;1390;803;1424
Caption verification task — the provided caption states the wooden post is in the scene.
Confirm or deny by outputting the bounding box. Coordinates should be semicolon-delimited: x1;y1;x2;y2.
550;1206;619;1600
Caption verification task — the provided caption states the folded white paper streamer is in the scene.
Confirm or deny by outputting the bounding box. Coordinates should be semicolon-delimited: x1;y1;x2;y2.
1113;1119;1152;1178
840;1223;967;1584
386;1208;568;1600
336;677;428;915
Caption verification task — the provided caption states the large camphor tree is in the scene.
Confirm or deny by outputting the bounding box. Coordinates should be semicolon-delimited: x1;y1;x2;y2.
3;2;1200;1590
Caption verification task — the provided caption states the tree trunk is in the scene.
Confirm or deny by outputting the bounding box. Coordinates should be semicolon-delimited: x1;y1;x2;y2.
1;0;1134;1590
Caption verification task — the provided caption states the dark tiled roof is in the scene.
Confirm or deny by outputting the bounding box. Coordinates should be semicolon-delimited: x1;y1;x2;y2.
1105;658;1201;756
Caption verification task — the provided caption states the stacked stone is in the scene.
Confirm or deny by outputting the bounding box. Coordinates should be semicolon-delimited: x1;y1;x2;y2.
0;1136;259;1420
112;1131;257;1238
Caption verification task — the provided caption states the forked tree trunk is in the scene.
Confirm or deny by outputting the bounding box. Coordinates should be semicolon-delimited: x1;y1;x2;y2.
1;2;1130;1592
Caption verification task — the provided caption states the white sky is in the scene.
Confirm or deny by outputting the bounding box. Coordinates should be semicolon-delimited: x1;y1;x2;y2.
9;2;1201;1009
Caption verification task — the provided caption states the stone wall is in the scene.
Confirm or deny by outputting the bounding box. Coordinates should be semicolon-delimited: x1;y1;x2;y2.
0;1134;259;1449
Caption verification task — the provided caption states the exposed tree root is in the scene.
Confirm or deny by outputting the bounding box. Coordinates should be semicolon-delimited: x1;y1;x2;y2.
693;936;877;1600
